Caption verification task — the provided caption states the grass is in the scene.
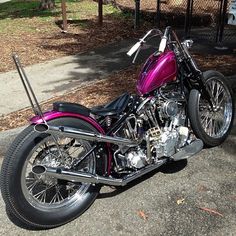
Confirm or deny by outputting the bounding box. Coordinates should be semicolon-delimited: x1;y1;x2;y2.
0;0;122;34
0;0;138;73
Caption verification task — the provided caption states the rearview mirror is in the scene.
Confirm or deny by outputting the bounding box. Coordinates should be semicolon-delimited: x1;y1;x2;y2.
182;39;193;49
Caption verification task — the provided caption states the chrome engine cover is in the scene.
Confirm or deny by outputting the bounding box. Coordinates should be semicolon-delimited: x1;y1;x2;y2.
161;101;179;118
148;127;179;158
126;149;147;169
155;130;178;157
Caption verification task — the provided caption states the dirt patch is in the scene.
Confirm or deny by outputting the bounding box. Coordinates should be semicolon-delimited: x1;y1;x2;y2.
0;49;235;132
0;1;153;73
0;15;149;73
193;53;236;76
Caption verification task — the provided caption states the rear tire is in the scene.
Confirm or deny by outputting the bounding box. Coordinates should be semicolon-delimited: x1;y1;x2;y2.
0;117;106;229
188;70;234;147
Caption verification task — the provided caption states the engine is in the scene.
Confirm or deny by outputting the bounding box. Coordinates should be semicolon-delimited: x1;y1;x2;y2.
114;85;190;171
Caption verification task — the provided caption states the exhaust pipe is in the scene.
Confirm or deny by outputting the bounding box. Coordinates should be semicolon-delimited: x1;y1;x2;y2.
34;123;139;147
32;159;167;186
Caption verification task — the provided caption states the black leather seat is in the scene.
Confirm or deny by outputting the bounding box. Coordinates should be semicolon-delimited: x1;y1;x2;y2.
53;93;130;117
91;93;130;116
53;102;90;116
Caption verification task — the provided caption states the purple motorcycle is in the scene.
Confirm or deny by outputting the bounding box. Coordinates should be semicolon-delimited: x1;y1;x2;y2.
0;26;234;229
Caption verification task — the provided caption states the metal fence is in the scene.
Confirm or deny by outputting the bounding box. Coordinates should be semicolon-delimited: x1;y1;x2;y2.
134;0;236;45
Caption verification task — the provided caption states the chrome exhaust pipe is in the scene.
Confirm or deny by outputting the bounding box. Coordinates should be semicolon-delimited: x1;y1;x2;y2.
34;123;139;147
32;159;167;186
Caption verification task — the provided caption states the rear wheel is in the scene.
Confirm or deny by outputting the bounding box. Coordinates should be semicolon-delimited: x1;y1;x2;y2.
0;117;106;229
188;70;234;147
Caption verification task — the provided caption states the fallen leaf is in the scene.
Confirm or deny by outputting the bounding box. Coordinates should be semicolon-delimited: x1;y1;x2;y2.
229;195;236;201
198;207;223;217
137;210;148;221
177;198;185;205
197;185;208;192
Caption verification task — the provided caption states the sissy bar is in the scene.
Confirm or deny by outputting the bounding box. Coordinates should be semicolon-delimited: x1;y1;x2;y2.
12;53;44;119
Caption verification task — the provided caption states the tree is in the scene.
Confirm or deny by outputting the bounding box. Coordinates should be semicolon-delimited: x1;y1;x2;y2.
39;0;55;10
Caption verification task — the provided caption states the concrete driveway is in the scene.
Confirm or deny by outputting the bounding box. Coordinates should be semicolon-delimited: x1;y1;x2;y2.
0;125;235;236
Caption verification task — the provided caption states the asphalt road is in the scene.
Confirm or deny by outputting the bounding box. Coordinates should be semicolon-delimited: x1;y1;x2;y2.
0;125;235;236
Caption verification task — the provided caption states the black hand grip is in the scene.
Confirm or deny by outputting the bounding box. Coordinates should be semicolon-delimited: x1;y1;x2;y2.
163;26;172;38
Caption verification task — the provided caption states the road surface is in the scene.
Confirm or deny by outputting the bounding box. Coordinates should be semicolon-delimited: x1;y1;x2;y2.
0;127;235;235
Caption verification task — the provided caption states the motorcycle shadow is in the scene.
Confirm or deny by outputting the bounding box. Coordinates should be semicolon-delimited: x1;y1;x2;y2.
98;159;187;199
221;124;236;155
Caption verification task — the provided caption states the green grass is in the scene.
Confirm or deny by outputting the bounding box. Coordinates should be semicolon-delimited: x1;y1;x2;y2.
0;0;124;34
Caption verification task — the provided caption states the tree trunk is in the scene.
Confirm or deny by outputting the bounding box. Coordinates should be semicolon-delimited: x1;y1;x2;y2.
39;0;55;10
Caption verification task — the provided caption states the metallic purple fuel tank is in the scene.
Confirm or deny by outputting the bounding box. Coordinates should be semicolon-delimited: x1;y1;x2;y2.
137;51;177;95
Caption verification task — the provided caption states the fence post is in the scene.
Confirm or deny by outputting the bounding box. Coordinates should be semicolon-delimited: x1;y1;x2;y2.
216;0;228;45
156;0;161;28
184;0;194;38
135;0;140;29
98;0;103;26
61;0;67;32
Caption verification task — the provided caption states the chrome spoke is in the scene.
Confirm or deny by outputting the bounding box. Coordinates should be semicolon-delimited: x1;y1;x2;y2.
49;186;64;204
211;119;216;136
22;135;95;210
26;176;36;181
215;86;224;105
214;119;221;135
27;180;39;193
217;95;225;107
199;77;233;138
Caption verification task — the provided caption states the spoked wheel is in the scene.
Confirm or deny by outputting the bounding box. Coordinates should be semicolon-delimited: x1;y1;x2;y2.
0;118;106;229
188;70;234;147
22;136;94;211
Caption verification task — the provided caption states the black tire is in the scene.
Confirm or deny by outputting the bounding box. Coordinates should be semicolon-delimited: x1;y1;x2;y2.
0;117;106;229
188;70;235;147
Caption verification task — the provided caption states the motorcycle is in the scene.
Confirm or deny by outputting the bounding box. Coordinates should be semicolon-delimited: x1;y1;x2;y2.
0;26;234;229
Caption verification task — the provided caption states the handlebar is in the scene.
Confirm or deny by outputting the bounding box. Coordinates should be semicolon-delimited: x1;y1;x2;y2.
127;41;142;57
127;29;162;57
127;30;153;57
127;27;174;62
158;26;172;53
163;26;172;38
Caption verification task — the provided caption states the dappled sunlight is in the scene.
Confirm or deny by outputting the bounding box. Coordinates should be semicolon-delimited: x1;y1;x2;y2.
0;0;61;19
40;15;142;55
0;0;149;73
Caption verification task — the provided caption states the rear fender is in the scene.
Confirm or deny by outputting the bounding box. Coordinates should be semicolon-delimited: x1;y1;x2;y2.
30;111;112;175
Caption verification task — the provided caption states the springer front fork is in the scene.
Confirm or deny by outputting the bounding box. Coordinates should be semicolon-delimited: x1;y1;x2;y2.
180;45;215;109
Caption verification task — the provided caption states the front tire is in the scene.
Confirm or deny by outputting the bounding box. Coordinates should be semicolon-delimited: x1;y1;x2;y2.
188;70;234;147
0;117;105;229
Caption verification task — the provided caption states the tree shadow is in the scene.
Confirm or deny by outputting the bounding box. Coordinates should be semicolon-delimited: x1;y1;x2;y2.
0;0;61;20
98;159;187;199
55;19;90;30
221;122;236;155
38;18;158;102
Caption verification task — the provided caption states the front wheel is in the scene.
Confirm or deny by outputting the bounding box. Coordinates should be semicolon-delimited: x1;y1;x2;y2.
0;117;106;229
188;70;234;147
